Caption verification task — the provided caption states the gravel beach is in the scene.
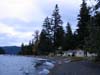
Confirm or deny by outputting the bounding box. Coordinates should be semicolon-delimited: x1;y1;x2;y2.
48;60;100;75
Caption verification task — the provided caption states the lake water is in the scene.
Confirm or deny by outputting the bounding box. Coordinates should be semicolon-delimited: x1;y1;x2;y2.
0;55;54;75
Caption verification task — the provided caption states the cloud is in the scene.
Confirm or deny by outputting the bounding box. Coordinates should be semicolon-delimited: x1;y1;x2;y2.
0;22;32;37
0;0;82;22
0;0;45;22
0;18;42;32
0;0;83;46
0;22;34;46
34;0;82;27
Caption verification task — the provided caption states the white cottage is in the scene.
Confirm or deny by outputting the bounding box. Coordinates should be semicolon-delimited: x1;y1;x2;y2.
87;52;97;57
75;50;85;57
63;50;76;56
63;50;84;57
63;50;97;57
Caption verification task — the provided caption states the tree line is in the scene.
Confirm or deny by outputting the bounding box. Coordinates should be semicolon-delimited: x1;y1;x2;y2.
0;47;5;54
20;0;100;61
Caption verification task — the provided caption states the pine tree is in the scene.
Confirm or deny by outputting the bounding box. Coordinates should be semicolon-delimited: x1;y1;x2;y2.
76;0;91;49
33;30;39;55
86;12;100;60
20;41;33;55
0;47;5;54
86;0;100;60
39;30;52;55
94;12;100;57
64;23;74;50
20;43;25;55
51;4;64;51
38;17;53;55
38;29;46;54
28;40;33;55
92;0;100;10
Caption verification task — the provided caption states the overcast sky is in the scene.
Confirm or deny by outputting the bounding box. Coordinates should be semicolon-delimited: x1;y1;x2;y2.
0;0;93;46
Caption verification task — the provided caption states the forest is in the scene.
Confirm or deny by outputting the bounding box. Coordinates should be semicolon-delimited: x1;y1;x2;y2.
19;0;100;61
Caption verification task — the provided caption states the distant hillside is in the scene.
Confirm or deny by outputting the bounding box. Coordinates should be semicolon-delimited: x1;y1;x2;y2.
2;46;21;54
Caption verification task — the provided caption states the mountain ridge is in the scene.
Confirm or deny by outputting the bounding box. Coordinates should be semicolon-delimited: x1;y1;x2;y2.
1;46;21;54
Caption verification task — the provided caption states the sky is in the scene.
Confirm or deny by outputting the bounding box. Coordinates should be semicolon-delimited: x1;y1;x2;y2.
0;0;93;46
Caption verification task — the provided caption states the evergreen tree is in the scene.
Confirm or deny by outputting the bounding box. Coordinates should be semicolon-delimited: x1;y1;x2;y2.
73;32;79;49
0;47;5;54
51;4;64;51
33;30;39;55
43;17;52;36
28;40;33;55
38;17;53;55
64;23;74;50
39;29;52;55
76;0;91;49
86;0;100;60
85;12;100;60
92;0;100;10
20;43;25;55
20;41;34;55
38;29;47;54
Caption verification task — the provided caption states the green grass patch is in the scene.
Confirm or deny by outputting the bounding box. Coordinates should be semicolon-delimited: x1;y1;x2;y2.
70;57;86;62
